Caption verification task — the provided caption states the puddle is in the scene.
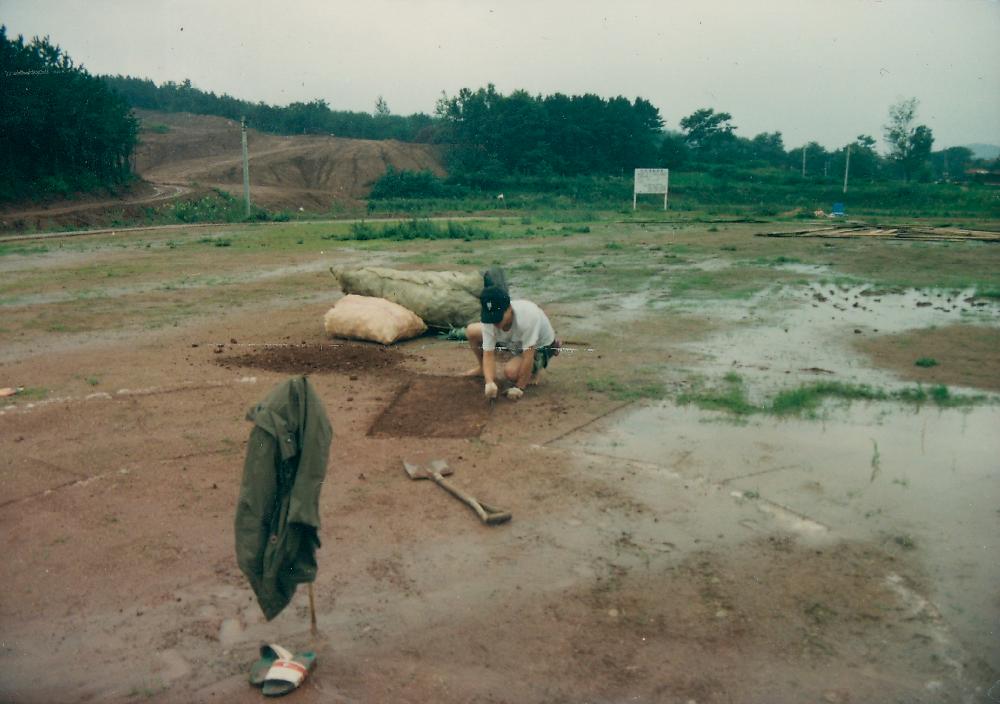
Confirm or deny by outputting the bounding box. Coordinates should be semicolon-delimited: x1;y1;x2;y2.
670;283;1000;394
554;400;1000;671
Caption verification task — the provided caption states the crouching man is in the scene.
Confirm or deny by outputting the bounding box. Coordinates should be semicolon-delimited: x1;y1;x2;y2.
465;285;559;401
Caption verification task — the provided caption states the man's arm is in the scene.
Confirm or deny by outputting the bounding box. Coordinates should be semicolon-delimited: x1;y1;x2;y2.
483;349;499;399
483;349;496;384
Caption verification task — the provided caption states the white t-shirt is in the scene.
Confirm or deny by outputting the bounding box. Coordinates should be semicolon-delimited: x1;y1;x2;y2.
482;300;555;354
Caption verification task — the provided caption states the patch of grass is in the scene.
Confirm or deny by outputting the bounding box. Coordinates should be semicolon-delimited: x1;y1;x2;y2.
678;375;756;416
346;219;496;242
0;244;49;256
16;387;49;401
678;378;987;418
85;376;100;386
893;535;916;550
198;236;232;247
437;327;468;341
914;357;938;368
769;381;885;416
586;376;667;402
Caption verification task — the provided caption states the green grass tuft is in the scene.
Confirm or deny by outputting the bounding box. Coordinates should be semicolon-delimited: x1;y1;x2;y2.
587;377;667;402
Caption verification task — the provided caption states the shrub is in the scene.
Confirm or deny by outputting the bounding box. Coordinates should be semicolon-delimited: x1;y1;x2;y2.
369;167;447;199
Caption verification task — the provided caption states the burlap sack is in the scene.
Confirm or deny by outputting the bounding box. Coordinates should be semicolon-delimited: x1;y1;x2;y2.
331;267;481;329
323;294;427;345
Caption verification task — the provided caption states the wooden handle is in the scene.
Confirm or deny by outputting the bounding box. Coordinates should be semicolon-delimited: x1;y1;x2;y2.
308;583;318;637
433;473;489;522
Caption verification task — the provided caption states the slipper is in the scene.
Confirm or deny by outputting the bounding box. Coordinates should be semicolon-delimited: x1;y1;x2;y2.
261;651;317;697
249;643;294;687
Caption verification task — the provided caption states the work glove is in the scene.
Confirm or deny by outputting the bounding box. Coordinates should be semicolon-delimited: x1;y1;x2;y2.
484;382;498;399
506;386;524;400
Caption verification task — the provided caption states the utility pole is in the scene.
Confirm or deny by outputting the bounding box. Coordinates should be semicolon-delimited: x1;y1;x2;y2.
801;145;807;178
842;144;851;194
241;117;251;217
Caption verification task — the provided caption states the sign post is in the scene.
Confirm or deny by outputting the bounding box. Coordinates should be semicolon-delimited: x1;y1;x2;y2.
633;168;669;211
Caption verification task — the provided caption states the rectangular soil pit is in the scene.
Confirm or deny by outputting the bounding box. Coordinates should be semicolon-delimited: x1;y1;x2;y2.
369;376;490;438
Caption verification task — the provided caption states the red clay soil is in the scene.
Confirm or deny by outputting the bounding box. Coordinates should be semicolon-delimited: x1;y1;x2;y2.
0;302;990;703
133;109;446;210
369;375;491;438
217;341;405;375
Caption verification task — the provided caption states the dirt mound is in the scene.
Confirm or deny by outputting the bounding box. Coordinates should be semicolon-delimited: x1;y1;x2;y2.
134;109;446;210
217;342;404;374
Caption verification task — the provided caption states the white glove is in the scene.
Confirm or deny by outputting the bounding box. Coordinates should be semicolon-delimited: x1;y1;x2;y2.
484;382;498;399
506;386;524;400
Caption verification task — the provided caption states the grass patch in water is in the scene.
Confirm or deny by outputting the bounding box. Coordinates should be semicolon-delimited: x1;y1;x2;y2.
677;374;756;416
678;377;985;417
586;376;667;402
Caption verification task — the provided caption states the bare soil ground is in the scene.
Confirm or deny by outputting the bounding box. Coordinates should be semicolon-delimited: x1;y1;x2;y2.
854;323;1000;392
135;110;445;210
1;221;998;703
0;109;445;231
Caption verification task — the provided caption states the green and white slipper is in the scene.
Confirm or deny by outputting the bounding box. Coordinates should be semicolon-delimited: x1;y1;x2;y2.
249;643;294;687
261;650;317;697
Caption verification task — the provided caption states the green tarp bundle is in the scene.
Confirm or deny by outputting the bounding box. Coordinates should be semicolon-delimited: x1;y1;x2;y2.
331;266;482;329
234;376;332;620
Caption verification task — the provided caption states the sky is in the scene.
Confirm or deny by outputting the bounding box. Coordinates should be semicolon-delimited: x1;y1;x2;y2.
3;0;999;151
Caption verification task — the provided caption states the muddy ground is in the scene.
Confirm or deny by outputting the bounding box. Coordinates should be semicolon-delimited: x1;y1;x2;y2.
1;220;998;703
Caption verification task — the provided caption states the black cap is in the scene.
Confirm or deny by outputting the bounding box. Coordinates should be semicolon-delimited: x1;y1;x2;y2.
480;285;510;324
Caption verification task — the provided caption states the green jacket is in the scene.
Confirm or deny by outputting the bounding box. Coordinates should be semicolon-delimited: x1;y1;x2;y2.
234;376;332;620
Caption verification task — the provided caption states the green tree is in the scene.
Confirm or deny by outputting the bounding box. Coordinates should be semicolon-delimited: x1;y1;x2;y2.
679;108;738;162
658;131;690;169
930;146;973;181
748;132;786;167
1;26;138;201
884;98;934;182
788;142;830;177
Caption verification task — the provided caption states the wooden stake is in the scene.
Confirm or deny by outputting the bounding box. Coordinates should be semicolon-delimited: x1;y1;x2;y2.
308;583;318;637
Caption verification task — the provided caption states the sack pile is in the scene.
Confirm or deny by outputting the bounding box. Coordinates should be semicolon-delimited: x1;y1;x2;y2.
330;266;481;329
323;294;427;345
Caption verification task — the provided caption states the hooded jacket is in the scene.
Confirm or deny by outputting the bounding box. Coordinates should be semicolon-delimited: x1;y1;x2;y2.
234;376;332;620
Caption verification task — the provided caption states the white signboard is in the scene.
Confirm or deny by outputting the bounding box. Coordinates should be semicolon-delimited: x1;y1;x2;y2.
633;168;669;210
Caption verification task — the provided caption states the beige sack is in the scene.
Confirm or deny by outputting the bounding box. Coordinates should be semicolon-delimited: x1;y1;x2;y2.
331;267;481;329
323;294;427;345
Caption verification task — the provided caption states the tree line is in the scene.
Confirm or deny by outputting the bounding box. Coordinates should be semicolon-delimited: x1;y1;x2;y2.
661;101;974;185
1;27;138;202
100;75;437;143
2;21;992;206
91;74;997;189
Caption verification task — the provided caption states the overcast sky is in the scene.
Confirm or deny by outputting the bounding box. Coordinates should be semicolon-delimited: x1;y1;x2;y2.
3;0;998;150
